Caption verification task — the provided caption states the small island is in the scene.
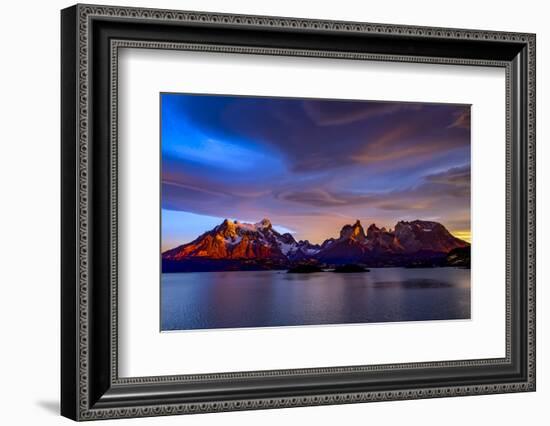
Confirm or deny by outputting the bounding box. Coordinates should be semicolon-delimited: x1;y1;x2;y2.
287;264;324;273
332;264;370;273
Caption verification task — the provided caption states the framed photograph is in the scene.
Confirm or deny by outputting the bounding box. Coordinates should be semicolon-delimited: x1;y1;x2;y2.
61;4;536;421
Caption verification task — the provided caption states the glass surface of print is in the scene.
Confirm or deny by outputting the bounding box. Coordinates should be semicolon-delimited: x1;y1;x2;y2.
160;93;471;331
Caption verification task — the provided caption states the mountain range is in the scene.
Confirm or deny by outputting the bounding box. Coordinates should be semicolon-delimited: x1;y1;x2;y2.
162;218;470;272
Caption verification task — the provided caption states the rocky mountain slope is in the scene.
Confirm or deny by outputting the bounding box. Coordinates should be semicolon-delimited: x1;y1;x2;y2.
162;218;469;272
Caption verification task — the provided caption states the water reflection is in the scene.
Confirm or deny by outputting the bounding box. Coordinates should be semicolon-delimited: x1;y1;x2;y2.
161;268;470;331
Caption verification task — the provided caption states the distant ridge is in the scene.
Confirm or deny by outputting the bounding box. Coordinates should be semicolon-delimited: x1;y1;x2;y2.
162;218;469;272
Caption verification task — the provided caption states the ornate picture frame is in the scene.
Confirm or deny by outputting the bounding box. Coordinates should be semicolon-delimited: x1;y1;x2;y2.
61;4;535;421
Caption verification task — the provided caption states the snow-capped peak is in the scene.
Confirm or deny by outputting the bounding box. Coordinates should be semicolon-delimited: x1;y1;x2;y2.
228;218;272;233
255;218;272;230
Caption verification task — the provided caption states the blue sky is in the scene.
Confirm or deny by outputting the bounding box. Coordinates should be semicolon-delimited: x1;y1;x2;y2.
161;93;471;250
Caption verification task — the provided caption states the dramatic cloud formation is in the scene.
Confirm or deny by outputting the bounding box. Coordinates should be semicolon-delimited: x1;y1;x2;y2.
161;94;471;249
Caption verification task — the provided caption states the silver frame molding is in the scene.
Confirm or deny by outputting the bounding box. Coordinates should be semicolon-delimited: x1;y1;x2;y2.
61;3;536;421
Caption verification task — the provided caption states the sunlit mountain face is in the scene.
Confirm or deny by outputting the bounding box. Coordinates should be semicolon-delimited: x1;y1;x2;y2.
162;217;470;272
161;93;471;251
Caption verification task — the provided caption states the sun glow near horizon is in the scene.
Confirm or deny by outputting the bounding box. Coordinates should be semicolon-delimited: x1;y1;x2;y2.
451;230;471;243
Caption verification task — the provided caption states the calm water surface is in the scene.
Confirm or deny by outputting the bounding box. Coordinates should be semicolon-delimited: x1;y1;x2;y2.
161;268;470;331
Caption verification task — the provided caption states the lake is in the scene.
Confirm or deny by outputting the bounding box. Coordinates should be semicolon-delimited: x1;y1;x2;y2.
161;268;470;331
